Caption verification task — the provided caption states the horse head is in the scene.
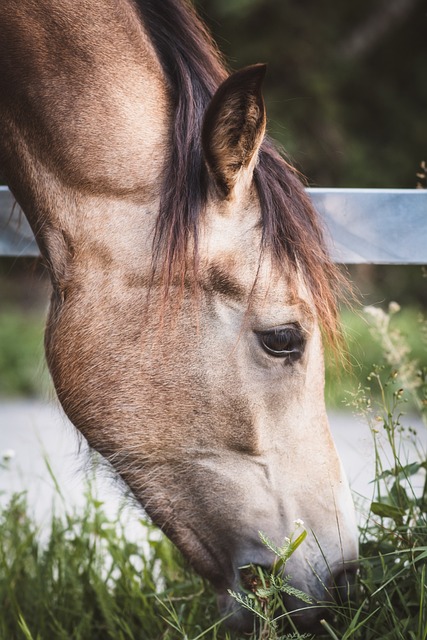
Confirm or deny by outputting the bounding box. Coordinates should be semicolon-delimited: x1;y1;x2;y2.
0;0;358;631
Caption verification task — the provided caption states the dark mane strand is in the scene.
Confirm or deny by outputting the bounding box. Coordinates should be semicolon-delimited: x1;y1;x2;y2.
135;0;344;345
134;0;227;285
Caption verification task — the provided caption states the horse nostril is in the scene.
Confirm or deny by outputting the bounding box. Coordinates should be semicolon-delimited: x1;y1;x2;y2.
239;564;271;593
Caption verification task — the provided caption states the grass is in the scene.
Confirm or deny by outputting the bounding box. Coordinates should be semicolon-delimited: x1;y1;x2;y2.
0;303;426;638
0;483;226;640
321;370;427;640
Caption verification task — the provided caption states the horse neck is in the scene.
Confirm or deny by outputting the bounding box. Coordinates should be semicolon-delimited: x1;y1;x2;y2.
0;0;170;282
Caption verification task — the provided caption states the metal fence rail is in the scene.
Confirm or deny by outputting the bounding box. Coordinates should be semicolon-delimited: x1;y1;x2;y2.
1;186;426;263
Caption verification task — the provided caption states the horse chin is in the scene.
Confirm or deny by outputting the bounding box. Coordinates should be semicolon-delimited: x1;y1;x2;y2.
149;515;231;589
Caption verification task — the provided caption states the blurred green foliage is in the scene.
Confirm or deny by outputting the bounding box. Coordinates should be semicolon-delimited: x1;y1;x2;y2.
0;308;47;397
325;305;427;407
196;0;426;188
0;259;49;397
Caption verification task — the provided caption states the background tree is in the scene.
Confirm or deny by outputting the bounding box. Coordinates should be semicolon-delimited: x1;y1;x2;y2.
196;0;426;188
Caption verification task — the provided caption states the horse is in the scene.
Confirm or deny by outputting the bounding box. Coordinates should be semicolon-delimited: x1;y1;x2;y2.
0;0;358;632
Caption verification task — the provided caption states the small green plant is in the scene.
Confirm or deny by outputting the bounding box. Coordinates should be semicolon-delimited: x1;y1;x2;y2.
228;523;313;640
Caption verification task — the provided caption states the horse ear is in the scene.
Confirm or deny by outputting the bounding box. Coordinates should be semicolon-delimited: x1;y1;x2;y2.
202;64;267;198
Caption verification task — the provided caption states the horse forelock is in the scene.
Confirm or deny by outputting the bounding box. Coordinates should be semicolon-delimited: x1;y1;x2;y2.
133;0;345;349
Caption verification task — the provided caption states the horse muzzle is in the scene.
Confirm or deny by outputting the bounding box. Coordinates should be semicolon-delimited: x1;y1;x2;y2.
217;546;358;634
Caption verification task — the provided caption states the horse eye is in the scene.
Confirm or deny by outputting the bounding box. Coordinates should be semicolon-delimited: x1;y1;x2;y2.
256;326;305;360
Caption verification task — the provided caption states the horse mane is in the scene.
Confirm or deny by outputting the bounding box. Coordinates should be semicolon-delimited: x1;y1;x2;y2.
134;0;344;346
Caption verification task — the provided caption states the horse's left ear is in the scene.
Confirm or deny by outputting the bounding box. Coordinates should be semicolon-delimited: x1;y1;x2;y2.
202;64;267;198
